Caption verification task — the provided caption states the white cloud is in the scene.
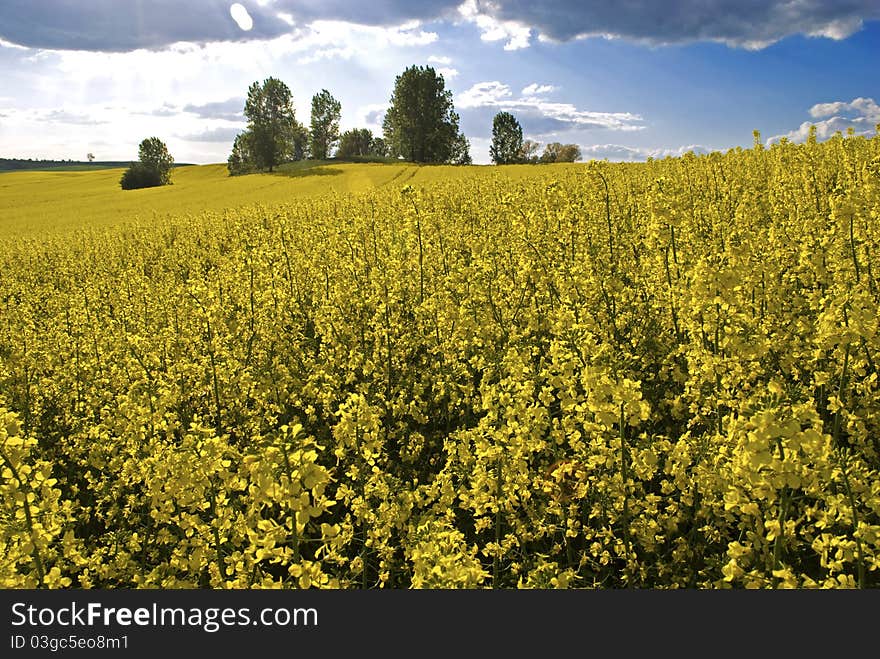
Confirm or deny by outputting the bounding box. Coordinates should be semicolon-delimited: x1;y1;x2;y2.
580;143;711;162
23;21;436;119
521;83;556;96
458;0;532;51
805;17;865;41
457;81;643;133
0;15;450;163
0;101;243;161
437;67;459;79
296;46;354;65
809;97;879;119
427;55;452;65
458;81;513;107
295;21;438;63
769;96;880;143
0;37;29;50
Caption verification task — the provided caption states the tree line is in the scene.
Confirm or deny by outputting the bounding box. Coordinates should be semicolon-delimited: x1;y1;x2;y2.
118;64;583;188
227;65;580;176
0;158;127;171
228;65;471;175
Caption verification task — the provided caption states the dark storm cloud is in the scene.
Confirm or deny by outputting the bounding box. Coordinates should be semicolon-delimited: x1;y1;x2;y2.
472;0;880;48
272;0;461;26
275;0;880;48
183;98;245;121
1;1;875;52
275;0;880;47
0;0;292;52
281;0;879;48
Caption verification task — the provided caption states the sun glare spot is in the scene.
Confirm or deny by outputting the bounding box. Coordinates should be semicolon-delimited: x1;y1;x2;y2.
230;3;254;31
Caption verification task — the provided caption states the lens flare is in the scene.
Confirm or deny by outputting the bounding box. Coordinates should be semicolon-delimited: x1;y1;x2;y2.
230;3;254;31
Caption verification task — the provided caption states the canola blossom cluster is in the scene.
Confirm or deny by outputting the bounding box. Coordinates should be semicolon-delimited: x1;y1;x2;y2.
1;128;879;588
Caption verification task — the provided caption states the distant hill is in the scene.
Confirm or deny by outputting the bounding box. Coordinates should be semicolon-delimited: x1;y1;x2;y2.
0;158;194;172
0;160;564;236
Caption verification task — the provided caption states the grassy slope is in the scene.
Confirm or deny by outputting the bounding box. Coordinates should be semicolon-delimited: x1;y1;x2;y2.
0;161;581;237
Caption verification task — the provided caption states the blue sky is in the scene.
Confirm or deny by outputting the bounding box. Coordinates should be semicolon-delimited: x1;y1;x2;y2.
0;1;878;164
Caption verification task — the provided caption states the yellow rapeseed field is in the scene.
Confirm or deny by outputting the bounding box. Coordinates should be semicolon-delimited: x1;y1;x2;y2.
0;161;566;237
1;131;879;588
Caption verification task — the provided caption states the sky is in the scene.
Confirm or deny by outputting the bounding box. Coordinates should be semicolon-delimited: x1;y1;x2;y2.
0;1;878;165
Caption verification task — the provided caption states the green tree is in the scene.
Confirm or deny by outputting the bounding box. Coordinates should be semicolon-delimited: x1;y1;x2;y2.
291;122;310;161
558;144;581;162
227;132;254;175
370;136;388;157
309;89;342;160
520;139;541;164
120;164;160;190
450;132;472;165
382;65;466;164
490;111;523;164
138;137;174;184
120;137;173;189
539;142;581;163
243;77;298;172
337;128;374;158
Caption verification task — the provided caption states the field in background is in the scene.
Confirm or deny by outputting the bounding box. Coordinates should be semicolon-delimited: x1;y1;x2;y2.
0;161;569;236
